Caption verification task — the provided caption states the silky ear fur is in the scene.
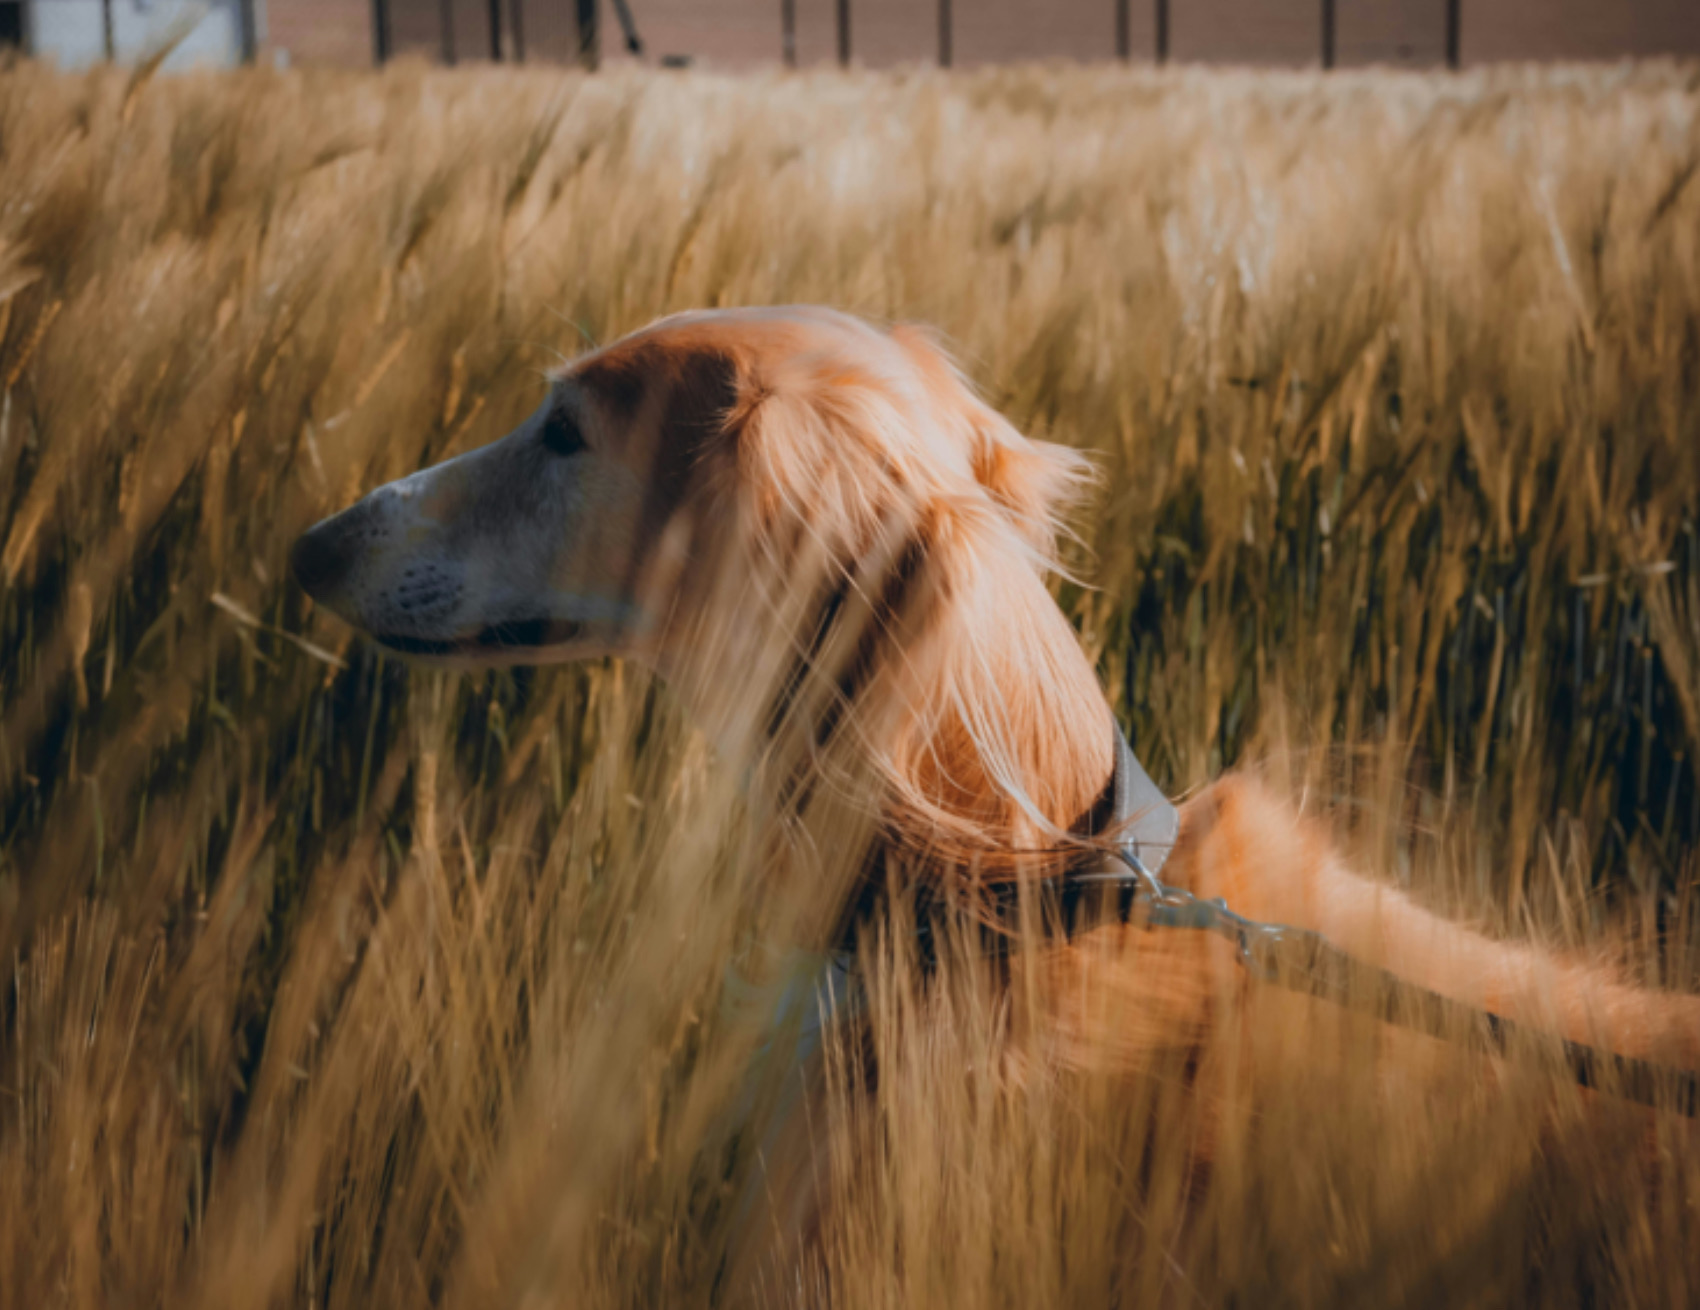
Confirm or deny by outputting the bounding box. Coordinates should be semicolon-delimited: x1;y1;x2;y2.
890;324;1095;564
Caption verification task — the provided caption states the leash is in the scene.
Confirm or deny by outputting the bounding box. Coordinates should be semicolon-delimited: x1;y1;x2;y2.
1045;725;1697;1119
1081;844;1698;1117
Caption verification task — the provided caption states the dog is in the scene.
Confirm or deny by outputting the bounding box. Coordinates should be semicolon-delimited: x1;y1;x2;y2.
291;304;1700;1285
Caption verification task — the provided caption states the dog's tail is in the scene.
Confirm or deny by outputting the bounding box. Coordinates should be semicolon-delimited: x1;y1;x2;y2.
1040;775;1700;1083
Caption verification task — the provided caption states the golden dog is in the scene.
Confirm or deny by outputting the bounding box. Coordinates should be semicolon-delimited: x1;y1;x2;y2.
292;305;1700;1286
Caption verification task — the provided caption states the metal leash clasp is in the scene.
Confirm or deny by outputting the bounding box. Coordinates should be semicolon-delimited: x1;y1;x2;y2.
1078;846;1298;982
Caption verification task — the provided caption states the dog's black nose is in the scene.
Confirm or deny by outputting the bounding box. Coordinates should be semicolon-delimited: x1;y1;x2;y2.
290;520;353;599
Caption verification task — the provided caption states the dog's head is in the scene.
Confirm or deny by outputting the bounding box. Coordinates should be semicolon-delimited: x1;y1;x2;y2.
291;306;1090;681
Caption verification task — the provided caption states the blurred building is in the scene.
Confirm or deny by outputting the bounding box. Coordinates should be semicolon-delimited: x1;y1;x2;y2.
7;0;1698;72
14;0;253;66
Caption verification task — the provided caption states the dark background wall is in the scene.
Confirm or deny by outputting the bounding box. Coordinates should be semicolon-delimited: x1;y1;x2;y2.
1337;0;1448;65
951;0;1126;66
1463;0;1697;62
1168;0;1316;64
262;0;1700;74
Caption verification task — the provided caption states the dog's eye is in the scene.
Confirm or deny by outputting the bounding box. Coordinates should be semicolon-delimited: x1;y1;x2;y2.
541;406;586;458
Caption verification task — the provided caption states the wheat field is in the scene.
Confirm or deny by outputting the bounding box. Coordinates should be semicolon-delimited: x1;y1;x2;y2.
1;53;1699;1307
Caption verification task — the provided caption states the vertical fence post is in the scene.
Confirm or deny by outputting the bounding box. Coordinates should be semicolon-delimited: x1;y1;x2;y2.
101;0;114;58
781;0;796;66
1321;0;1334;67
609;0;640;54
440;0;456;62
509;0;525;61
576;0;598;66
1445;0;1460;68
237;0;258;61
836;0;849;66
488;0;503;57
1155;0;1168;63
938;0;950;66
1115;0;1129;60
371;0;390;62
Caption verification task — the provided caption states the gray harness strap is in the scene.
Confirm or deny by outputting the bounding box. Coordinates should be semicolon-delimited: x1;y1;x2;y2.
1101;723;1179;877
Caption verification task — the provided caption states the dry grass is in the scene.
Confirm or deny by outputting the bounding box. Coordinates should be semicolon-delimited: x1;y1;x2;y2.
1;54;1699;1307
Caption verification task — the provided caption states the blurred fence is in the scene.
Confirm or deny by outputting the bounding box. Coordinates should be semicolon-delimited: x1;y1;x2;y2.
349;0;1696;71
10;0;1698;72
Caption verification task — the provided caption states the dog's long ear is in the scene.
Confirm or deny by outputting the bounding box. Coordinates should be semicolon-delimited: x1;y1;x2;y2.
891;325;1094;562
